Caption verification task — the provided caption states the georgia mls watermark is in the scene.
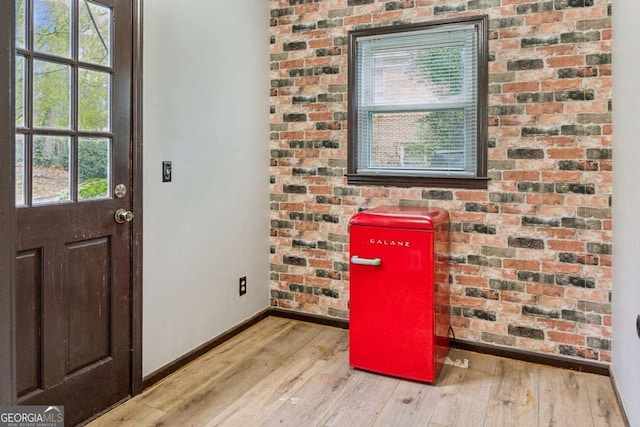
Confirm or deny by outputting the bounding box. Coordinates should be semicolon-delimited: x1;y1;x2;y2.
0;406;64;427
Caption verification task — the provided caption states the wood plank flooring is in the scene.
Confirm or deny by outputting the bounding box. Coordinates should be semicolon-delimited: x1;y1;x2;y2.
86;317;626;427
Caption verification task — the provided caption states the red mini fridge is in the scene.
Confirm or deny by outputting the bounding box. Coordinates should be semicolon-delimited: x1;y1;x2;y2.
349;206;450;383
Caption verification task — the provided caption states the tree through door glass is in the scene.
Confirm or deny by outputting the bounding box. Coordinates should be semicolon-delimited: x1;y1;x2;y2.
15;0;113;205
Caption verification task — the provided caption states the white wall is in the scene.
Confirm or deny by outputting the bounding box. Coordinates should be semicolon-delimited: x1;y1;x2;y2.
142;0;270;376
612;0;640;424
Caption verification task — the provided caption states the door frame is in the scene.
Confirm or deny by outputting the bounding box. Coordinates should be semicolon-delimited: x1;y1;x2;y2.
0;0;17;406
131;0;144;396
0;0;144;404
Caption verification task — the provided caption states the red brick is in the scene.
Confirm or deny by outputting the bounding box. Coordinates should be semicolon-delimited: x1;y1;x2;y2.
525;193;565;205
344;15;371;26
565;288;609;302
451;233;471;244
541;171;582;182
536;228;575;240
279;274;304;283
502;292;537;304
281;59;305;68
309;38;333;48
304;276;331;287
471;320;507;335
526;103;564;115
538;318;576;332
456;275;488;287
295;293;320;304
525;12;563;25
308;112;333;121
500;204;538;215
565;101;608;113
535;136;576;147
304;131;331;139
279;131;305;139
278;16;301;26
501;172;537;182
503;259;540;271
295;76;320;86
548;331;585;346
372;11;402;22
536;45;575;57
541;79;581;91
308;259;333;269
565;6;608;21
503;81;539;93
547;240;584;252
546;148;584;159
526;283;565;297
450;295;486;309
537;206;574;218
538;296;575;309
294;149;320;159
501;116;536;126
537;114;575;126
305;57;332;67
499;26;536;39
294;3;319;14
450;212;485;222
455;191;488;201
451;316;471;329
546;56;585;68
486;300;522;315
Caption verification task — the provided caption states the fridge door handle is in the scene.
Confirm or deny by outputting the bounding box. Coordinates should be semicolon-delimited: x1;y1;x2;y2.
351;256;381;266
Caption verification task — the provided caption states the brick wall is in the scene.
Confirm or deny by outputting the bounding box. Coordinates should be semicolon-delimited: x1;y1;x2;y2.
269;0;612;362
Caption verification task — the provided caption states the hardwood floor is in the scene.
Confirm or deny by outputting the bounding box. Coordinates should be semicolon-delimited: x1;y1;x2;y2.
86;317;626;427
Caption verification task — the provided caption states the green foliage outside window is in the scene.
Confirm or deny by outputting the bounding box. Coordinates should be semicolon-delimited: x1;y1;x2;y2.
411;46;465;166
17;0;111;200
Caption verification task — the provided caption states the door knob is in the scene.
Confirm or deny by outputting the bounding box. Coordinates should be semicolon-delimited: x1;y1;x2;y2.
115;208;134;224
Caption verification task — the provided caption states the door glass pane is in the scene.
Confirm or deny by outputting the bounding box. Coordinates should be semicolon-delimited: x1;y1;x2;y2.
79;1;111;66
33;59;70;129
34;0;71;58
16;0;26;48
33;135;70;203
78;137;110;200
78;68;110;131
16;135;25;206
16;55;25;127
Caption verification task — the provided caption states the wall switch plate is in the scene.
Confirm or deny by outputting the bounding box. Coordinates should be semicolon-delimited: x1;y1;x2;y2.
162;161;172;182
239;276;247;296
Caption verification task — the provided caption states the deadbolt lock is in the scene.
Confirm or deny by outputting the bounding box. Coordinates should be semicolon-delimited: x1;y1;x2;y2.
114;184;127;199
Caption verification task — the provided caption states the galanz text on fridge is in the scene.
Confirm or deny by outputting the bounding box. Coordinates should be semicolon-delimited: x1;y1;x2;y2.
369;239;410;247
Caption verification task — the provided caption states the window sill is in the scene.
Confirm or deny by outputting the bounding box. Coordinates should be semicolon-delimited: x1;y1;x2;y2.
346;173;490;189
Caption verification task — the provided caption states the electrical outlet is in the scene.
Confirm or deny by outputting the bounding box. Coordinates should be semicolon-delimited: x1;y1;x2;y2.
239;276;247;296
636;314;640;340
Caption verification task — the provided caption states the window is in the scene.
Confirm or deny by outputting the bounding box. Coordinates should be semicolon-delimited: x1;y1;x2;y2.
15;0;113;205
347;16;489;188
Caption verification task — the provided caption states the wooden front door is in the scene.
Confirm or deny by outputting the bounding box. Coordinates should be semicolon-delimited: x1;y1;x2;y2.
14;0;134;424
